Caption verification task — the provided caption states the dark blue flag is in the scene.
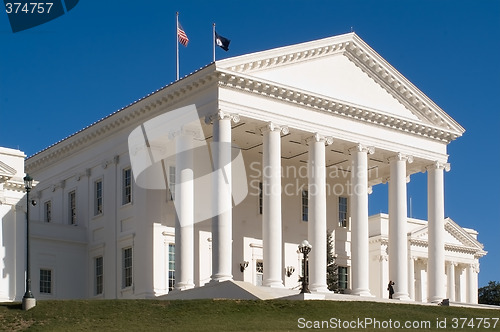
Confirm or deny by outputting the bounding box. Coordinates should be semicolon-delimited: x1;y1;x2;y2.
215;31;230;51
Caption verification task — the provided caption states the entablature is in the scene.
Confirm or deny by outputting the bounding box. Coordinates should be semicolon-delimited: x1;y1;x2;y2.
216;69;460;144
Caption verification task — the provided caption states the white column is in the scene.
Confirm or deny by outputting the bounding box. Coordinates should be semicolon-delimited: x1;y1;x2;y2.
426;161;449;303
211;112;234;282
379;254;389;298
262;122;287;288
447;261;456;301
456;264;465;302
174;132;194;290
467;263;479;304
408;256;416;300
307;133;333;293
349;144;374;297
388;153;412;300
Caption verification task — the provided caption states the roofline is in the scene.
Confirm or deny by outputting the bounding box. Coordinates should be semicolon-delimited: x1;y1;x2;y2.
218;32;465;136
26;63;217;172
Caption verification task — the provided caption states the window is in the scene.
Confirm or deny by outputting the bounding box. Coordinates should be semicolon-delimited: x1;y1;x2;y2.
95;256;103;295
338;197;348;227
122;168;132;205
338;266;348;290
44;201;52;223
94;180;103;216
256;260;263;286
168;244;175;291
69;191;76;224
122;247;132;288
168;166;175;201
258;182;263;215
40;269;52;294
302;190;308;222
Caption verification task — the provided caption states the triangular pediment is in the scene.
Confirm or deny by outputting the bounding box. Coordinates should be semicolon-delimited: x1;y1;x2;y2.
244;54;420;121
217;33;465;139
0;160;16;178
409;218;485;254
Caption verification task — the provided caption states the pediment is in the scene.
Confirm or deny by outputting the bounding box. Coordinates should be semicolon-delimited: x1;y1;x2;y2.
0;160;16;179
242;53;420;122
217;33;465;138
408;218;484;252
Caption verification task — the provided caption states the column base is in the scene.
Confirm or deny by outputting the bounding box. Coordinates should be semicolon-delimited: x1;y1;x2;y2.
210;274;233;283
263;280;284;288
428;296;444;304
174;282;195;291
350;288;374;297
309;284;330;293
22;297;36;311
393;292;411;301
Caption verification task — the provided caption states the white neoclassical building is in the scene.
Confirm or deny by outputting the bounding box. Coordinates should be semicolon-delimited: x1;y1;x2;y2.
0;33;486;304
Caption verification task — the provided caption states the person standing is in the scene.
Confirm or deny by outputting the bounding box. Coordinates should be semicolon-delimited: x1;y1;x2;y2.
388;280;395;299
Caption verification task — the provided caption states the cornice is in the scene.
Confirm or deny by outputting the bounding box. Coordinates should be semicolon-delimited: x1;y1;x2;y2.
3;180;25;192
408;238;485;256
26;64;218;173
0;175;12;182
218;32;464;138
444;218;484;251
216;69;459;143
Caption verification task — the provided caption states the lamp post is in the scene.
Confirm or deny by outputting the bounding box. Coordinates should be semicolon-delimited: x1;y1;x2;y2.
298;240;312;294
22;174;36;311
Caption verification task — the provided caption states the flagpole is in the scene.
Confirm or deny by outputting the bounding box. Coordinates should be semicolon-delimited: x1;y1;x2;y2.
213;23;216;63
176;11;179;81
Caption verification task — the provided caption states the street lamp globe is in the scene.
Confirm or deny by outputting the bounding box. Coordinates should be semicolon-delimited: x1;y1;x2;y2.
298;240;312;293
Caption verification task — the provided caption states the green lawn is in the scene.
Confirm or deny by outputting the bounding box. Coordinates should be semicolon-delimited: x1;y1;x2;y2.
1;299;499;331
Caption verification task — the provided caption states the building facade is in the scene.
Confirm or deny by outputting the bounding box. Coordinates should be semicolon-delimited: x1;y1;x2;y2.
0;33;485;303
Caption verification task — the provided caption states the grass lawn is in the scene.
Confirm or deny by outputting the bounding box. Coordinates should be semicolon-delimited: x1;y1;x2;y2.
0;299;499;331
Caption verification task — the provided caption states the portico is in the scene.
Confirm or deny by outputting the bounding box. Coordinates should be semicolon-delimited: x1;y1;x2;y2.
163;32;472;302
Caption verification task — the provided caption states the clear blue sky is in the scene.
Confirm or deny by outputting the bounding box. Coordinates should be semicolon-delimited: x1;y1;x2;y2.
1;1;498;287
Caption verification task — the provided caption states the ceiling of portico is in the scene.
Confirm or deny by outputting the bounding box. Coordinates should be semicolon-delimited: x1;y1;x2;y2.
201;116;430;187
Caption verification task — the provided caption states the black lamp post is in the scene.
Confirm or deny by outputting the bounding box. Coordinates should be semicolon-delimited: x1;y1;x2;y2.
22;173;36;310
298;240;312;294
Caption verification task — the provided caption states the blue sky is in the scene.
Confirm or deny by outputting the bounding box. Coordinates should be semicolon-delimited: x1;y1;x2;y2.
1;1;498;287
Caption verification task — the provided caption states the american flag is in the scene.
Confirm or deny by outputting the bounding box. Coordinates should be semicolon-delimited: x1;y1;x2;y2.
177;22;189;47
